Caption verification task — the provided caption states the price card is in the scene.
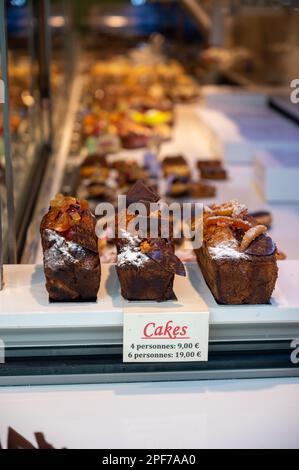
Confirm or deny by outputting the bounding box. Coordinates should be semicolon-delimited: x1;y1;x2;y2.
123;309;209;363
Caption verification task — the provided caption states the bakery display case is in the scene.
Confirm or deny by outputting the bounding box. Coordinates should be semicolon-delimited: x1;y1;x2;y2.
0;0;74;265
1;0;50;264
1;1;299;387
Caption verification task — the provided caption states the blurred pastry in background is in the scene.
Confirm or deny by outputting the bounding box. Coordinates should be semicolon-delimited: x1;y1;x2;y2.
119;121;152;149
197;159;223;170
79;154;109;180
249;210;273;230
162;155;191;179
200;167;228;180
189;181;216;199
167;178;190;198
197;159;228;180
112;160;149;190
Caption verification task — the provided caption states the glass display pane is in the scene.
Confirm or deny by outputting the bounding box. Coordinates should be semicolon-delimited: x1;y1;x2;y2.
6;0;42;202
49;0;74;131
0;0;45;259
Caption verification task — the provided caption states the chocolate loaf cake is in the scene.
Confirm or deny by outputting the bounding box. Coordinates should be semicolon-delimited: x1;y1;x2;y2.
116;181;186;301
41;194;101;302
195;201;278;304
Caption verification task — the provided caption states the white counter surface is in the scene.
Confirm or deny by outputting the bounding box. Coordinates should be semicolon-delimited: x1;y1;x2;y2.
1;261;299;346
0;378;298;449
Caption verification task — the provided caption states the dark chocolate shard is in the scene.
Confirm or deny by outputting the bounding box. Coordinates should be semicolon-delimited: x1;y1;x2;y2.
245;235;276;257
146;250;186;276
34;432;55;449
126;180;160;206
7;427;36;449
7;427;56;449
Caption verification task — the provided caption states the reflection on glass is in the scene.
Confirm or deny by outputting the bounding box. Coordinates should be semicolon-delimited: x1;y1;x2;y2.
0;1;42;237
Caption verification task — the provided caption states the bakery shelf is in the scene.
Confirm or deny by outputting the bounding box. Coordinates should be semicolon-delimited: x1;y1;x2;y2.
0;262;298;385
1;262;299;345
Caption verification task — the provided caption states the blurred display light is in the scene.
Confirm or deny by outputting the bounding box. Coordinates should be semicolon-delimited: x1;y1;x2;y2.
131;0;146;6
49;16;66;28
103;16;129;28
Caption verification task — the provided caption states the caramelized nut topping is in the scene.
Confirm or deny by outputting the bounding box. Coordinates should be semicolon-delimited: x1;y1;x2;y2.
240;225;267;252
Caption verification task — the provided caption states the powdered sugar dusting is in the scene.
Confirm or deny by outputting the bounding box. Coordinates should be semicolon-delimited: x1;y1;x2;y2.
209;240;249;260
44;230;86;270
117;229;149;268
117;246;149;268
230;199;247;217
118;229;140;247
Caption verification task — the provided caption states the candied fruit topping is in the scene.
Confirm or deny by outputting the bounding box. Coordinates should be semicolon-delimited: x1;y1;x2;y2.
70;212;82;224
205;216;252;232
54;212;72;232
207;200;248;219
50;194;77;210
46;194;90;233
240;225;267;252
140;241;152;253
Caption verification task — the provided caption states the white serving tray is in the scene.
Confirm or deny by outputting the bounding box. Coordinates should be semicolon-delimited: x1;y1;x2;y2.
0;262;299;347
254;149;299;203
196;106;299;164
